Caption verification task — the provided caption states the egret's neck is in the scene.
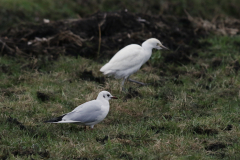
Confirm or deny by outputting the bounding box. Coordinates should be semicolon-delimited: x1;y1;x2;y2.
142;43;153;55
141;43;153;63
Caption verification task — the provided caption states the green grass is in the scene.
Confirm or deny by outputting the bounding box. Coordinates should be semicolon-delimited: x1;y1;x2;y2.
1;35;240;159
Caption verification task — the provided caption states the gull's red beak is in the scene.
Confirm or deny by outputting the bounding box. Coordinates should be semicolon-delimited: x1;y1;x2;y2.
111;96;118;99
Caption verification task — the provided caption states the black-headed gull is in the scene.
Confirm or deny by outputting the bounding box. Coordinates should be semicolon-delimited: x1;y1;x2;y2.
45;91;117;129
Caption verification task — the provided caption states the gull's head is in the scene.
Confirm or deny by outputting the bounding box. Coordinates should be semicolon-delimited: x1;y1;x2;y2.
97;91;118;101
142;38;169;50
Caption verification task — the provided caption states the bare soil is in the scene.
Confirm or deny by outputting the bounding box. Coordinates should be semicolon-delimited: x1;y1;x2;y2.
0;11;210;63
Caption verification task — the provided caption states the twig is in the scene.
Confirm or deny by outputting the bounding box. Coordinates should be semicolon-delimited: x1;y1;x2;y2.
97;24;101;59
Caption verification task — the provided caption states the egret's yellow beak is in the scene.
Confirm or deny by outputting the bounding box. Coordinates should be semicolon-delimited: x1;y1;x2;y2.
158;43;169;50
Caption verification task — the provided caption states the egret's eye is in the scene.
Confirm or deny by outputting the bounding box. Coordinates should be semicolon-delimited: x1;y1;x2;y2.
107;94;110;97
103;95;105;98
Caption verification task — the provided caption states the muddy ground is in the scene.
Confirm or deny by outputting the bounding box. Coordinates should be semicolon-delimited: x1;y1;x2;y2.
1;11;239;67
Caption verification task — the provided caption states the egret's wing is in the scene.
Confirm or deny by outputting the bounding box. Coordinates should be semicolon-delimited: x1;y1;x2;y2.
100;44;144;72
62;100;102;123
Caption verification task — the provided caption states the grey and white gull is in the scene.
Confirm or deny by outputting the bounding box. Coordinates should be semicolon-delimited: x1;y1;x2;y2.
44;91;117;129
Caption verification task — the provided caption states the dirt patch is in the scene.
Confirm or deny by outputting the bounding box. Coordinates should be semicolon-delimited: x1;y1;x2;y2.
0;11;211;64
192;70;206;79
222;124;233;131
155;88;174;102
6;116;47;139
67;125;87;132
205;142;226;151
171;74;184;85
185;11;240;36
96;134;134;145
37;91;52;102
0;88;21;97
7;116;27;130
12;148;49;158
96;133;137;145
211;58;222;68
230;60;240;73
190;100;216;109
72;157;89;160
197;83;212;90
192;125;218;135
0;64;12;75
78;70;105;84
150;73;184;87
124;87;142;100
148;126;165;134
219;88;239;98
119;153;133;160
96;135;109;144
1;11;240;71
163;46;193;64
116;133;134;139
163;113;172;120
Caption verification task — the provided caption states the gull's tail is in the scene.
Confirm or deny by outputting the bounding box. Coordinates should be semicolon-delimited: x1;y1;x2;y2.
44;114;80;123
44;114;66;123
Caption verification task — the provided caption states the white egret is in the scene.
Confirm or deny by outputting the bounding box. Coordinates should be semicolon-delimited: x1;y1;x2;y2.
100;38;169;90
44;91;117;130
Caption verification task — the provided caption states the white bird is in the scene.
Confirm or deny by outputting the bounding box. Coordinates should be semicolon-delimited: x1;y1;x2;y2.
100;38;169;90
44;91;117;129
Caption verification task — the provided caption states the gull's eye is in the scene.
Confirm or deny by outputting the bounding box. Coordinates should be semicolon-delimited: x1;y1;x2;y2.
103;95;105;98
107;94;110;97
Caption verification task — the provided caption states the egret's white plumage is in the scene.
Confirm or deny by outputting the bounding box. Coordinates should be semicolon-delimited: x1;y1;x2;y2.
44;91;117;129
100;38;168;88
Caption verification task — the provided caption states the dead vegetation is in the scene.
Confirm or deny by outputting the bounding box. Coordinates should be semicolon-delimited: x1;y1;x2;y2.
1;11;238;64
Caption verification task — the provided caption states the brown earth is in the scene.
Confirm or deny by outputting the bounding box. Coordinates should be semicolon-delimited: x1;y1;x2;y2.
1;11;239;66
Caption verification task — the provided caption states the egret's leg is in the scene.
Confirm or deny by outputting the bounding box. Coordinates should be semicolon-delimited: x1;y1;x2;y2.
121;77;128;92
128;79;147;85
121;78;127;87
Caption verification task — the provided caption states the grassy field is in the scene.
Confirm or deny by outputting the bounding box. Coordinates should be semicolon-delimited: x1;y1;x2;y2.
1;0;240;159
1;35;240;159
